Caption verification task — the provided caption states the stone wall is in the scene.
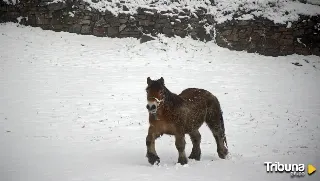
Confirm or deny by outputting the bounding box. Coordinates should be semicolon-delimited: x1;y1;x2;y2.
215;17;320;56
1;0;319;56
0;0;212;40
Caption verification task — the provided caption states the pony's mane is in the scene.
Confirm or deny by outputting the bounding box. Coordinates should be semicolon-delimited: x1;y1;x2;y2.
163;85;184;108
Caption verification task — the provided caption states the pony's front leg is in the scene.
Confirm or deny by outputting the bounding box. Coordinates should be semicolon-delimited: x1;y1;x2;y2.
146;126;160;165
175;134;188;165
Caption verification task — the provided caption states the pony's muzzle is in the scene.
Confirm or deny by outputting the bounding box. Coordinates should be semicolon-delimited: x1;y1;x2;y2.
146;104;156;111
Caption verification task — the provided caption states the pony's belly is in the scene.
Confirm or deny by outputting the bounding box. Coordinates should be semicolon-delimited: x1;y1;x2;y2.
162;130;175;135
183;112;207;133
184;122;204;134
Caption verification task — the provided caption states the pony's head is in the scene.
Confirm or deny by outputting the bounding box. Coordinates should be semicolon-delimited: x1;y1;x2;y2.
145;77;165;114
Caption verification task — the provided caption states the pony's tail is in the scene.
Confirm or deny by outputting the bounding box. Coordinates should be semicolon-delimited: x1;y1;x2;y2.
220;107;228;149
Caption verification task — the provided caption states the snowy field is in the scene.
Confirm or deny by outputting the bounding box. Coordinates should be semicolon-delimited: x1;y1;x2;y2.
0;22;320;181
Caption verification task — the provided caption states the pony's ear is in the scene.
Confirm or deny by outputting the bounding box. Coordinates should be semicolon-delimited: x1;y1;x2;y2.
159;77;164;85
147;77;152;85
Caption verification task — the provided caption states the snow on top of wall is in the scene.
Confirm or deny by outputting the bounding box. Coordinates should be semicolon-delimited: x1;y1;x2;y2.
2;0;19;5
306;0;320;5
209;0;320;24
46;0;65;4
82;0;320;24
4;0;320;24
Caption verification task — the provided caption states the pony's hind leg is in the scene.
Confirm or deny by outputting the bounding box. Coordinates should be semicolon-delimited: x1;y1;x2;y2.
213;132;228;159
205;114;228;159
188;130;201;160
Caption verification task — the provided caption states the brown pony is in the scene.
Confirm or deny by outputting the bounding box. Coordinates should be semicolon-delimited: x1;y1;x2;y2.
145;77;228;165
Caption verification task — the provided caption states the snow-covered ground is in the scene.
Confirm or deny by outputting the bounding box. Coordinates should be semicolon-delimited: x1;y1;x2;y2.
0;23;319;181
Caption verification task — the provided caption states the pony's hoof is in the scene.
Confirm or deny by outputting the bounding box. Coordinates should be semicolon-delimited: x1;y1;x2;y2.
188;151;201;161
188;154;201;161
218;148;228;159
178;157;188;165
147;152;160;165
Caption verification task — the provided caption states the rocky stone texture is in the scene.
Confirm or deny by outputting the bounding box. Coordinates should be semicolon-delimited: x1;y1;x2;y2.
0;0;210;40
140;34;156;44
0;0;319;56
215;16;320;56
